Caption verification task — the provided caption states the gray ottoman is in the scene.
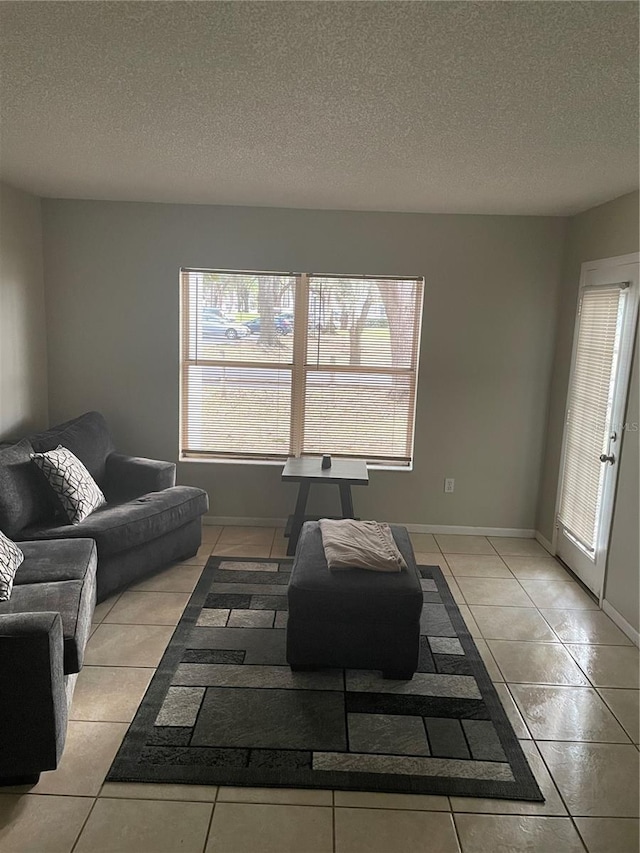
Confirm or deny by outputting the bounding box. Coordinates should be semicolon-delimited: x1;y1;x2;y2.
286;522;423;679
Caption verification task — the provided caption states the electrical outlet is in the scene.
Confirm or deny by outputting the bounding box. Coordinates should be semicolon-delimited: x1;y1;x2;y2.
444;478;455;493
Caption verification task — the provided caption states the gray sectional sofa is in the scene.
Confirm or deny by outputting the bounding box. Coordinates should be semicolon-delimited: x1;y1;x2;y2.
0;411;209;601
0;539;97;785
0;411;209;784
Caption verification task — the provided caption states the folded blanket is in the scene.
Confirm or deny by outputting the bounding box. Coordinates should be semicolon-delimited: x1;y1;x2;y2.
318;519;407;572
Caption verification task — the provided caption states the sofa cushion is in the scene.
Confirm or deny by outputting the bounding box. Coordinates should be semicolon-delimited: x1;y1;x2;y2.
14;539;99;586
30;411;115;486
0;439;55;536
0;530;24;601
32;445;106;524
0;539;97;673
21;486;209;557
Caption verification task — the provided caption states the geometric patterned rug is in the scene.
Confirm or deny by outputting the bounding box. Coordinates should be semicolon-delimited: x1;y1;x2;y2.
107;557;543;801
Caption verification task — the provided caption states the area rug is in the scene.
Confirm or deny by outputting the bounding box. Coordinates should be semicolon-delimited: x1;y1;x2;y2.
107;557;543;800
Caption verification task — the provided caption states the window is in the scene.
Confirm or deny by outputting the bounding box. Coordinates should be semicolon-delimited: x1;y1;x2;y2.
180;269;424;467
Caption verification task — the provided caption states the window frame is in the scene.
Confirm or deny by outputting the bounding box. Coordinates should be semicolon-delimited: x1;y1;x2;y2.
180;268;424;469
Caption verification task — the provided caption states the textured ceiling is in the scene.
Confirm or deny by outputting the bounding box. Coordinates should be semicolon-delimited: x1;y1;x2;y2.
0;1;638;215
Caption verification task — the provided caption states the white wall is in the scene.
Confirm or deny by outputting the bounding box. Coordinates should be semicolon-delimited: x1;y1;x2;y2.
0;182;48;439
537;191;639;633
42;199;566;529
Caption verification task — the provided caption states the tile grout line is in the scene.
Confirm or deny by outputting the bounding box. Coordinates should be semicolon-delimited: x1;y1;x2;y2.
486;537;500;556
113;589;197;595
92;591;123;624
202;792;218;853
523;737;570;819
78;663;156;670
450;810;465;851
504;683;534;740
69;795;99;853
97;792;219;804
332;804;452;814
519;737;636;746
560;644;610;693
332;789;336;853
500;567;537;608
596;688;640;743
531;738;592;850
571;818;597;853
206;527;223;550
101;621;185;627
0;791;97;799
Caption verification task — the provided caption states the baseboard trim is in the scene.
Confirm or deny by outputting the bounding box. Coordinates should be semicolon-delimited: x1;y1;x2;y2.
204;516;288;528
535;531;555;556
203;516;536;538
602;599;640;648
400;525;536;538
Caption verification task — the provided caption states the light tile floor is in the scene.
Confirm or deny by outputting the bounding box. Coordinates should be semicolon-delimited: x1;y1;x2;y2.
1;528;638;853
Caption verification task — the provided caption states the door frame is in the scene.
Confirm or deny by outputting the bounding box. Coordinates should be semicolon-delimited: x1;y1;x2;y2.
552;252;640;604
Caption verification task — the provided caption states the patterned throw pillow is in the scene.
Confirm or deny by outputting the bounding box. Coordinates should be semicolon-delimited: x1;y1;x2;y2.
0;529;24;601
31;445;106;524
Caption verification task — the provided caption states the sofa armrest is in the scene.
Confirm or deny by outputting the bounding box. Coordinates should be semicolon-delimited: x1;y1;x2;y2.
0;612;68;778
104;452;177;501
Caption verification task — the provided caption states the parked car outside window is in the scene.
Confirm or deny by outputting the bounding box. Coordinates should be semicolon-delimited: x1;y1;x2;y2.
243;314;293;335
202;311;249;340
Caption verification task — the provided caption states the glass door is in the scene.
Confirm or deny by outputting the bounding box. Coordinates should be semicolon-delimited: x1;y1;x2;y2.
556;255;639;597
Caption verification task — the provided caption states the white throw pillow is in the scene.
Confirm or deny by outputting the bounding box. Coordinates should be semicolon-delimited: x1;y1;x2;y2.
0;529;24;601
31;445;106;524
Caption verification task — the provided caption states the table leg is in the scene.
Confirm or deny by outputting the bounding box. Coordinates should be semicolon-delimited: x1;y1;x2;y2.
339;483;355;518
287;481;311;556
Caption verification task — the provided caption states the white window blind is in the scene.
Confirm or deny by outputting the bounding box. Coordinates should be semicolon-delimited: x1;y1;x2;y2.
302;276;422;463
557;284;627;552
181;270;297;460
180;269;424;466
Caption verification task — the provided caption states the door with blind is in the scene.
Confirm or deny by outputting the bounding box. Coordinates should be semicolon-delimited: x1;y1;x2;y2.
556;255;639;597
